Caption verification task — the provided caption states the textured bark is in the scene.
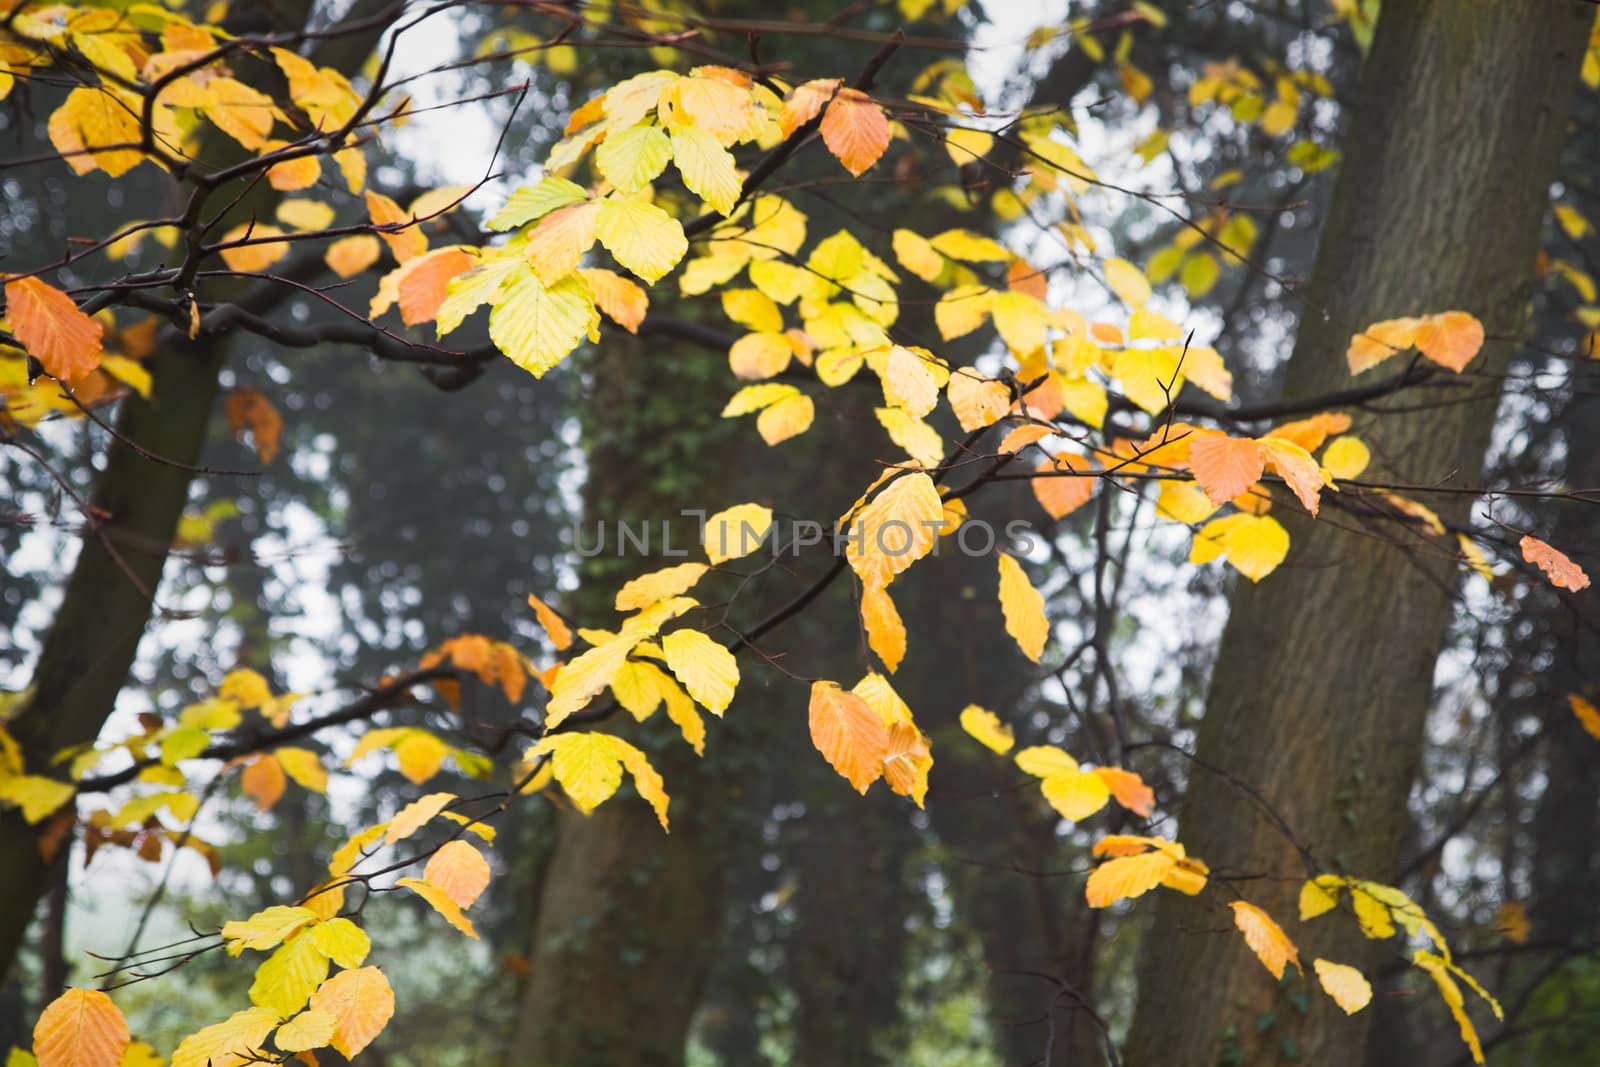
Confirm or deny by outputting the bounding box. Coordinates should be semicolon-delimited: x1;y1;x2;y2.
0;1;394;984
1124;4;1592;1065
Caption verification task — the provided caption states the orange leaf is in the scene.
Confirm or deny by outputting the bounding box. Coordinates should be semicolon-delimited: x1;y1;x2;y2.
398;248;476;327
820;89;890;177
1347;316;1421;374
241;755;286;811
808;680;890;794
526;594;573;651
1229;901;1302;980
1259;437;1328;516
882;721;932;807
1189;434;1265;505
580;268;648;333
1092;767;1155;817
422;839;492;909
1265;412;1351;453
1032;454;1096;520
1412;311;1484;372
325;234;382;279
5;276;104;380
780;78;840;138
226;388;284;465
1568;693;1600;741
1086;849;1173;908
366;191;427;263
33;988;130;1067
1521;534;1590;591
309;966;394;1059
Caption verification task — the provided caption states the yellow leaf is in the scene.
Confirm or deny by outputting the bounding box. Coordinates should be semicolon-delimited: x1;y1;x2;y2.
721;289;784;334
1191;513;1290;582
309;967;394;1060
671;125;742;214
958;705;1014;754
615;563;709;612
845;473;944;589
881;345;941;418
946;368;1011;432
47;87;144;177
1112;346;1184;415
1016;744;1079;778
277;198;336;232
997;553;1048;662
703;503;773;564
528;733;624;818
893;229;944;282
487;176;588;232
383;791;456;845
595;198;688;284
1229;901;1302;980
249;932;329;1017
170;1007;279;1067
397;877;478;939
0;776;74;824
1347;316;1422;374
33;989;129;1067
661;630;739;716
1259;436;1328;515
808;681;891;794
489;271;598;379
756;394;814;445
423;840;492;909
660;676;705;756
852;672;914;727
1105;257;1152;306
307;918;369;969
934;285;995;341
1569;693;1600;740
944;126;993;164
861;585;907;673
1040;770;1111;821
728;332;792;380
596;123;672;193
875;407;944;467
274;1009;337;1054
1321;435;1370;479
1314;959;1372;1015
1413;952;1485;1064
275;747;327;793
1086;849;1174;908
221;905;319;956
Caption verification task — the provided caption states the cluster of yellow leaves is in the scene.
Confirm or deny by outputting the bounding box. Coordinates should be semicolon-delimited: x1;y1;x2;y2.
1301;875;1500;1060
528;732;671;829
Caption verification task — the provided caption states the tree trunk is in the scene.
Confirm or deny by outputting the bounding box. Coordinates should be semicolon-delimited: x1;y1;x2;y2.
1124;3;1591;1065
0;0;395;984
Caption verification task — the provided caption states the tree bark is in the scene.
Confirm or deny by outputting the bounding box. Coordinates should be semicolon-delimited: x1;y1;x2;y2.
1124;3;1591;1065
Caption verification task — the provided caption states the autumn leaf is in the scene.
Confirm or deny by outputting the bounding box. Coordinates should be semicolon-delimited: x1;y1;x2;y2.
1032;454;1096;520
5;276;103;380
1521;534;1590;591
1092;767;1155;817
947;367;1011;431
423;840;492;909
997;553;1048;662
861;584;907;673
240;755;286;811
1347;311;1484;374
808;680;891;794
398;877;479;939
780;78;840;137
1191;513;1291;581
1568;693;1600;740
1229;901;1302;980
882;721;932;807
366;191;427;263
225;388;283;464
384;791;456;845
309;967;394;1059
661;629;739;715
595;198;688;284
170;1006;279;1067
820;89;890;176
845;473;944;590
33;988;129;1067
615;563;709;612
526;594;573;650
959;705;1014;754
1189;434;1265;505
1314;959;1373;1015
222;905;320;955
489;271;599;379
703;502;773;564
